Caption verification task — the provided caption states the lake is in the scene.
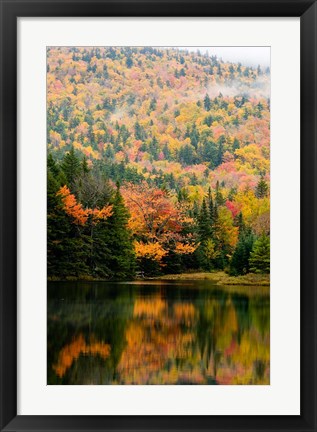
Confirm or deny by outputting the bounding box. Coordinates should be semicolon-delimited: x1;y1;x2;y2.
47;280;270;385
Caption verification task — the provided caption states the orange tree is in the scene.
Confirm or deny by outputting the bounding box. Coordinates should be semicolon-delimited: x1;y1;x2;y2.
121;181;196;274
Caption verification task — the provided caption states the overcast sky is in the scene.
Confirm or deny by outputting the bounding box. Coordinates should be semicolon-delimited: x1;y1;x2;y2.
178;47;270;68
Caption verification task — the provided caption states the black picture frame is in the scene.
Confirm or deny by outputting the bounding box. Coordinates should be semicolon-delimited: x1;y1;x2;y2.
0;1;316;431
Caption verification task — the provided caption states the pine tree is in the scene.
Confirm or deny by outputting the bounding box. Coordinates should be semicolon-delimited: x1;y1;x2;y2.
192;201;200;219
61;146;81;188
204;94;211;111
47;170;90;278
215;181;225;206
47;153;60;178
230;230;255;275
149;136;159;160
189;124;199;149
216;135;225;166
198;238;219;271
126;56;133;68
234;211;245;234
249;234;270;273
207;187;214;225
101;185;136;279
89;218;112;278
196;197;218;270
255;175;269;198
134;121;146;141
163;143;171;160
198;198;212;241
105;145;115;159
179;144;196;165
232;138;240;152
148;97;157;113
47;170;63;276
82;156;90;174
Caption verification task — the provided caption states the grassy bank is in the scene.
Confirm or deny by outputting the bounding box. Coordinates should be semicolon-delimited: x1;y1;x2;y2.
152;271;270;286
48;271;270;288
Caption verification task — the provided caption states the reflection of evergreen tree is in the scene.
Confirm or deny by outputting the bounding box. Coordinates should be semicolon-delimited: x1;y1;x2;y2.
231;293;250;344
47;282;135;384
250;296;270;337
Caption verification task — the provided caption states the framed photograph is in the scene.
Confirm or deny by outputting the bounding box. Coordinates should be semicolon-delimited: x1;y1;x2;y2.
0;0;316;431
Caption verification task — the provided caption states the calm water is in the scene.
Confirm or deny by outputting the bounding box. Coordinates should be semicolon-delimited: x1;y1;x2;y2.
47;280;270;385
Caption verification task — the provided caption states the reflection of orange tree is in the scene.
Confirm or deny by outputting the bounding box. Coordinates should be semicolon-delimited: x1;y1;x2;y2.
133;297;167;318
117;299;200;384
121;182;196;264
116;295;269;385
173;303;196;326
53;334;111;378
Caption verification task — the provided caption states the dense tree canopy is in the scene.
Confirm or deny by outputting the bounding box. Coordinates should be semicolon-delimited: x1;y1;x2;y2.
47;47;270;278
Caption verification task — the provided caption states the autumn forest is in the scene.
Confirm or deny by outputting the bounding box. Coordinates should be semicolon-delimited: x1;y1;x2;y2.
47;46;270;280
47;46;270;386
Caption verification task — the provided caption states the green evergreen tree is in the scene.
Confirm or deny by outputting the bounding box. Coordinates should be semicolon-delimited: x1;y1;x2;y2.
215;180;225;206
105;144;115;159
103;185;136;279
204;115;213;127
89;218;112;278
232;138;240;152
197;238;219;271
47;153;60;178
148;97;157;113
134;121;147;141
255;175;269;198
198;198;212;241
61;146;81;188
234;211;245;234
196;196;219;270
207;187;214;225
47;169;90;278
249;234;270;274
192;201;200;219
149;136;159;160
179;144;197;165
189;124;199;149
177;187;190;203
230;230;255;275
82;156;90;174
204;94;211;111
126;56;133;68
163;143;171;160
228;187;237;201
216;135;225;166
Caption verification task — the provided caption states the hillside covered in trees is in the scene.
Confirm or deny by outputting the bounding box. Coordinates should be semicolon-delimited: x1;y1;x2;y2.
47;46;270;279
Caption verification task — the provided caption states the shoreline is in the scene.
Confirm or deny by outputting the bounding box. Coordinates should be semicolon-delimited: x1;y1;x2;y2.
151;271;270;286
48;271;270;286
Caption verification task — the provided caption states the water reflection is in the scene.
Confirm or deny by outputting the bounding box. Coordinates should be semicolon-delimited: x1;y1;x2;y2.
47;281;269;385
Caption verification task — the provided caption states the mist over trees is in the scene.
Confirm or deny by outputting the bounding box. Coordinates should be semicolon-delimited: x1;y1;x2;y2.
47;47;270;278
